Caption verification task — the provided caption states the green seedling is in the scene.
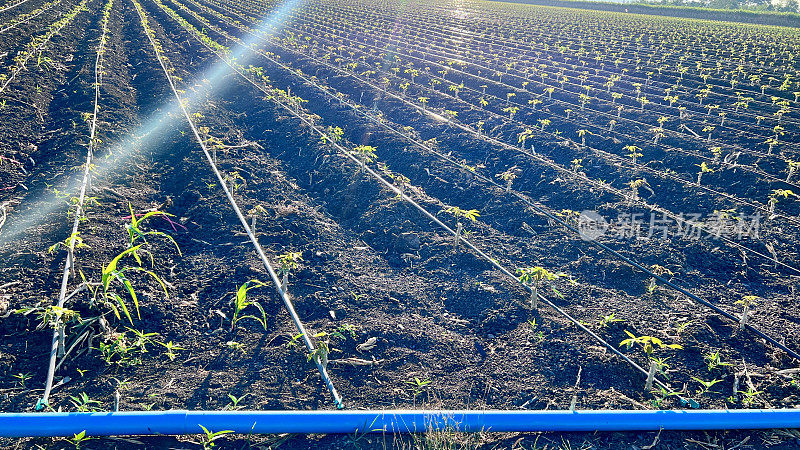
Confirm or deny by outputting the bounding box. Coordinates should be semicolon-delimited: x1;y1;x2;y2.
197;425;233;449
158;341;184;361
704;351;732;372
624;145;642;165
696;162;714;185
692;377;723;395
597;313;623;328
405;376;431;397
68;430;94;449
620;331;682;355
224;393;249;410
496;167;518;192
224;341;246;355
444;206;480;247
352;145;377;165
100;245;169;324
12;372;32;388
736;295;759;330
277;251;302;290
320;126;344;146
738;387;763;407
247;205;267;233
70;392;101;412
768;189;797;216
308;336;331;368
124;204;181;254
517;266;563;308
232;279;267;331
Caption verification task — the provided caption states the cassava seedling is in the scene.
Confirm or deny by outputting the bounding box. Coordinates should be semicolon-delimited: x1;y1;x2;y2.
495;166;518;192
352;145;377;166
787;160;799;183
619;331;683;355
736;295;759;330
247;205;267;234
443;206;480;247
277;251;303;291
518;129;534;149
628;179;648;202
516;266;562;309
624;145;642;165
696;162;714;185
767;189;797;217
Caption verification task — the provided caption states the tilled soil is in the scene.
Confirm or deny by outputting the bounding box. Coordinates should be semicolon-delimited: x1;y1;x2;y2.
1;0;800;449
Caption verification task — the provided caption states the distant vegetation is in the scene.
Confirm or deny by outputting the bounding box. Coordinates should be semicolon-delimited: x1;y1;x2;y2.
490;0;800;27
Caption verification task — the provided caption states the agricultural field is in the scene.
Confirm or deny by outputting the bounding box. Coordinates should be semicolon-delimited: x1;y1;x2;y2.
1;0;800;447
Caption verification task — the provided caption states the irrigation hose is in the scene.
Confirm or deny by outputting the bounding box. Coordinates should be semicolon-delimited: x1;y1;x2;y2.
38;0;109;410
132;0;343;408
3;409;800;437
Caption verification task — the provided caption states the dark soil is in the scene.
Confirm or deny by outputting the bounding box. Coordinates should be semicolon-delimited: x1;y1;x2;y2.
1;0;800;449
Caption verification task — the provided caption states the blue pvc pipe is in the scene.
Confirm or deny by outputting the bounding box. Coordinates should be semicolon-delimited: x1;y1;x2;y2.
1;409;800;437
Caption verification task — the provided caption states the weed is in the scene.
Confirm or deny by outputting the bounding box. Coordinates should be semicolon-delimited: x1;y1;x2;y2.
224;393;249;410
597;312;623;329
692;377;723;395
12;372;32;388
405;376;431;397
703;351;732;371
67;430;93;449
197;425;234;449
70;392;102;412
232;279;267;331
158;340;184;361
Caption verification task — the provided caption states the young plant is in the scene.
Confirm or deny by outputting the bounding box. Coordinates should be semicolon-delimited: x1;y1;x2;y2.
12;372;32;388
597;312;623;329
443;206;480;247
516;266;563;308
70;392;102;412
247;205;267;234
232;279;267;331
696;162;714;185
736;295;759;330
158;340;184;361
787;160;799;183
320;126;344;146
628;179;649;201
620;331;682;355
404;376;431;397
124;204;181;254
624;145;642;165
352;145;377;165
768;189;798;216
692;377;723;395
197;425;233;449
495;166;518;192
738;386;763;407
68;430;94;449
97;245;169;324
704;351;732;372
277;251;303;290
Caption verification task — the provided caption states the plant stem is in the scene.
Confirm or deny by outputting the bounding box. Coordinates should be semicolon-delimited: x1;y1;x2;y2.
645;360;657;392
